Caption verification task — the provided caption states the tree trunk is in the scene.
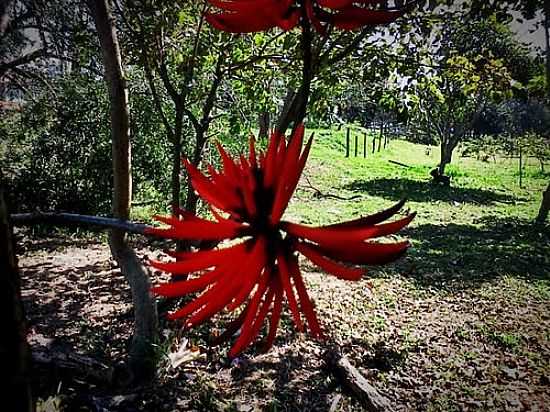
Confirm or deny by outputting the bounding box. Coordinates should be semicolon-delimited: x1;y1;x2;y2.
258;111;270;139
171;111;184;214
88;0;158;384
276;18;313;135
0;187;34;412
544;0;550;103
0;0;13;35
438;139;454;176
536;182;550;223
537;2;550;222
184;128;208;215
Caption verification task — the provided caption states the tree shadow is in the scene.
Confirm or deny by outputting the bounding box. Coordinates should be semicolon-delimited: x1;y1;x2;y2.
231;348;335;411
20;252;141;410
397;216;549;289
343;178;519;205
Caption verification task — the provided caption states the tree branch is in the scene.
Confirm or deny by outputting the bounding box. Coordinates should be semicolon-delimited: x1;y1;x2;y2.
0;48;46;77
11;213;152;236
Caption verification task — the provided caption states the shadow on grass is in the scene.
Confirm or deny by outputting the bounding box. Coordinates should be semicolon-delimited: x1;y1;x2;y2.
399;216;550;289
343;178;518;205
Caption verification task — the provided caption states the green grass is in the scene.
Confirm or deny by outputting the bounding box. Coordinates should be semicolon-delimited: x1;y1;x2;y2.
285;127;549;288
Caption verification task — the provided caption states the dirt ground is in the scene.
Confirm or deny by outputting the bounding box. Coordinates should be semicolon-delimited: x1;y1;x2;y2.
17;231;550;412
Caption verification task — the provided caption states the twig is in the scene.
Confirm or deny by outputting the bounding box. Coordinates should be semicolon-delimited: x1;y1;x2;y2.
388;160;411;168
303;175;362;201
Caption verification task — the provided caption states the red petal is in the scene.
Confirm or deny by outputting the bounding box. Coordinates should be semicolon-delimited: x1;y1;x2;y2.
295;241;365;281
228;276;275;357
282;213;416;246
227;237;268;311
263;131;282;188
185;277;244;328
277;252;304;331
205;12;279;33
216;142;240;182
332;7;404;30
287;254;324;338
305;0;326;34
262;278;283;351
149;242;247;276
270;129;312;224
183;158;241;211
325;199;406;229
151;267;224;297
277;9;300;30
315;240;411;265
167;272;235;320
210;306;249;346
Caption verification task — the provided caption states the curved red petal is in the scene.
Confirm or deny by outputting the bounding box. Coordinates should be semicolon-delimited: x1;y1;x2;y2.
287;254;324;338
277;252;304;331
295;241;365;281
325;198;406;229
228;277;275;357
262;278;284;351
283;213;416;246
315;240;411;265
151;269;223;298
205;12;279;33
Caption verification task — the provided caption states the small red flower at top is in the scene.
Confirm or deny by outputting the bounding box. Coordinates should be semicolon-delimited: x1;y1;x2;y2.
205;0;409;34
146;125;414;357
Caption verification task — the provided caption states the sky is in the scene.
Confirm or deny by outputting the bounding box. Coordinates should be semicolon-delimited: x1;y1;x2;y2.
511;12;546;53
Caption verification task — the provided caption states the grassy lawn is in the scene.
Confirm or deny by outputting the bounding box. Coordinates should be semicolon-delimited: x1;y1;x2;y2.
21;127;549;411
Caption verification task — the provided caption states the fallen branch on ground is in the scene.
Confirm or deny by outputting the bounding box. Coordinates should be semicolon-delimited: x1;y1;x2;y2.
389;160;410;168
303;175;362;201
324;348;394;412
32;345;116;385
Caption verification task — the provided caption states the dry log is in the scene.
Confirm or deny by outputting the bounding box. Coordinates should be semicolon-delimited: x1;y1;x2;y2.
32;346;115;385
324;349;394;412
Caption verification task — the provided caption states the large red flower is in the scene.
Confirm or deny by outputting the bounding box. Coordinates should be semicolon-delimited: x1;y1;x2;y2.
205;0;409;34
146;125;414;357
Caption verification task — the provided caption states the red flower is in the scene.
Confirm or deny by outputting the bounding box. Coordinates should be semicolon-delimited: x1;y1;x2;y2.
146;125;414;357
205;0;409;34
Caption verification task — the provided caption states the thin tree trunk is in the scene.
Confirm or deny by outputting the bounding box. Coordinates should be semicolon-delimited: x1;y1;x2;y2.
184;128;207;215
88;0;157;383
0;0;13;35
258;111;270;139
0;187;34;412
171;111;184;213
438;138;454;176
276;17;313;135
536;182;550;223
537;1;550;222
183;54;224;215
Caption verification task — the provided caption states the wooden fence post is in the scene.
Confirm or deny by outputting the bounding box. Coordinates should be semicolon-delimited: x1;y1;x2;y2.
363;132;367;158
519;142;523;188
345;127;350;158
354;133;358;157
378;122;383;152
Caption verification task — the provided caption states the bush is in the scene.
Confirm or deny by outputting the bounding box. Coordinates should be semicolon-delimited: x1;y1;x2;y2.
1;73;171;215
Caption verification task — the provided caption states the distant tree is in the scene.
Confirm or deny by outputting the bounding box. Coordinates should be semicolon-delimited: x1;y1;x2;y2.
415;54;512;177
468;0;550;221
